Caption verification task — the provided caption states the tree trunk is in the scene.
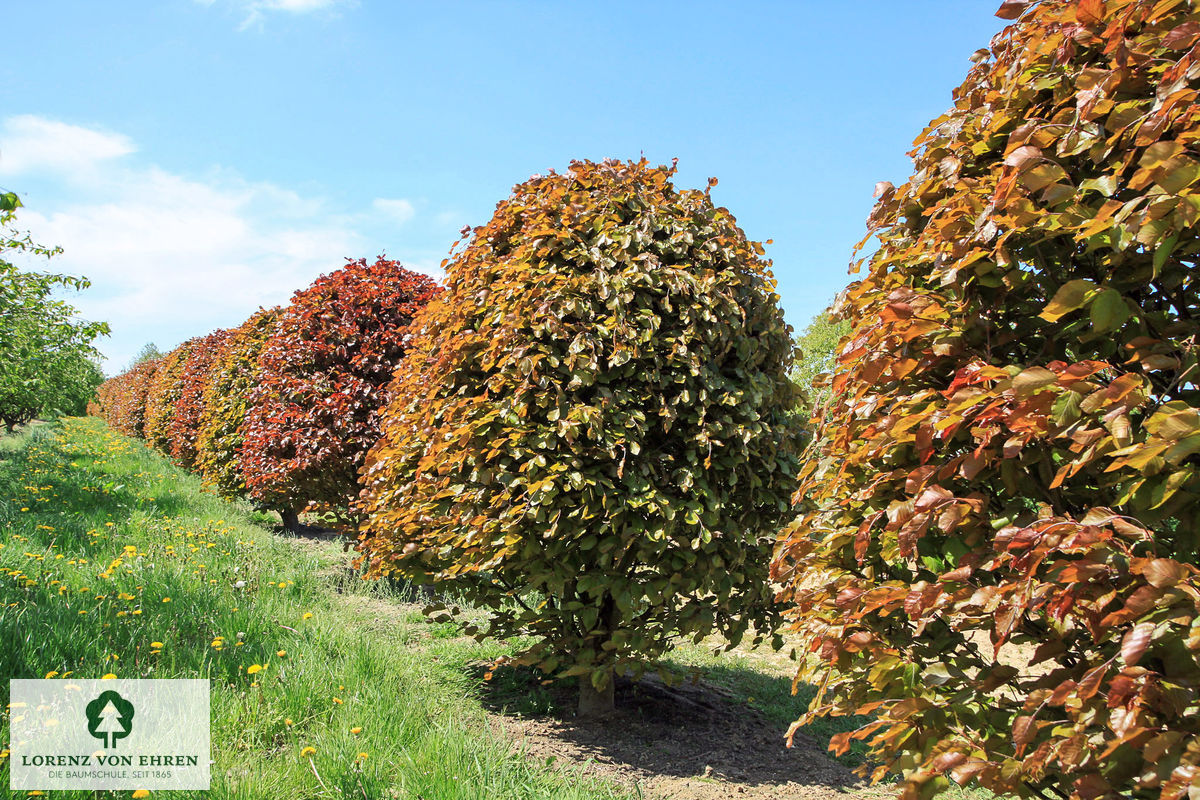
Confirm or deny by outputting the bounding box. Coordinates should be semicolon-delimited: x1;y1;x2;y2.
280;509;302;532
577;672;615;718
577;596;618;718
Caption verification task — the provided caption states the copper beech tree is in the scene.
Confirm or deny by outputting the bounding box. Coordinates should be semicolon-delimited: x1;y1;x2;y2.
168;328;230;469
356;159;801;717
194;309;279;500
237;258;440;529
775;2;1200;799
142;340;195;451
97;358;159;439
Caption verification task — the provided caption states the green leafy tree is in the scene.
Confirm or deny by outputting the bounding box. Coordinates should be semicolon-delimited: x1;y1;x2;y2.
127;342;163;370
357;159;801;717
0;192;108;431
792;310;850;416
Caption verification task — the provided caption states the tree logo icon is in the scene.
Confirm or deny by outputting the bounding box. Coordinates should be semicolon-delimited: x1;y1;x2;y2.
85;690;135;748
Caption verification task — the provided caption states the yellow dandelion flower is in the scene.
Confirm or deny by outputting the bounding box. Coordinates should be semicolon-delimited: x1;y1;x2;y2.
246;664;263;675
276;650;286;658
350;726;362;734
151;642;164;649
356;752;368;760
161;597;171;603
332;697;342;704
300;746;316;758
285;718;294;726
101;673;117;680
132;790;151;799
302;612;313;620
44;671;59;679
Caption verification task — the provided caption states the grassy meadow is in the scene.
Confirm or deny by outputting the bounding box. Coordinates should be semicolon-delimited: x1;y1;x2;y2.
0;416;937;800
0;417;646;799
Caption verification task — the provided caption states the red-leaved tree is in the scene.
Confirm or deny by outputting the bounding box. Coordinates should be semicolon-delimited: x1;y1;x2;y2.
238;257;440;528
96;358;159;439
143;341;196;452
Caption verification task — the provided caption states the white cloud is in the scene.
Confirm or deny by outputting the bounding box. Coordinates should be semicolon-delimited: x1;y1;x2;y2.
0;116;135;176
372;197;416;226
0;116;380;372
258;0;341;11
195;0;354;31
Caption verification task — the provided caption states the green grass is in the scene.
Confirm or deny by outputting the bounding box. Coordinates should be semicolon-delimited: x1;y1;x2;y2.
0;416;1002;800
0;417;635;800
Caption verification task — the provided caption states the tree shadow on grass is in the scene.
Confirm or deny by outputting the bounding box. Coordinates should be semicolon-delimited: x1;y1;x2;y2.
469;660;875;799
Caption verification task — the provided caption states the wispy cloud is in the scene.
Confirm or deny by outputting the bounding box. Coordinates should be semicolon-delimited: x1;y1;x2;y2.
371;197;416;226
0;116;377;371
195;0;354;31
0;116;135;176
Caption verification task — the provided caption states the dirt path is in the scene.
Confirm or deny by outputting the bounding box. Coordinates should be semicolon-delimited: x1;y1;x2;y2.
286;528;892;800
488;678;889;800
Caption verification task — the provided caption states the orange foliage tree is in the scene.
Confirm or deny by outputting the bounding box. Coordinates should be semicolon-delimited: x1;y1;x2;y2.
237;258;440;528
195;309;279;500
357;159;801;716
168;328;230;468
98;358;160;439
774;2;1200;798
143;340;195;452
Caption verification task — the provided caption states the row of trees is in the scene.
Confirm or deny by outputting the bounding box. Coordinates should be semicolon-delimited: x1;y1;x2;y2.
94;257;441;527
91;0;1200;795
93;158;804;718
0;192;106;430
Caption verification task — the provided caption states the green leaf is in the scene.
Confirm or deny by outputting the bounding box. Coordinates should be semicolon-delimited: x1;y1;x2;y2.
1089;288;1129;333
1013;366;1058;395
1040;279;1097;322
1153;233;1179;278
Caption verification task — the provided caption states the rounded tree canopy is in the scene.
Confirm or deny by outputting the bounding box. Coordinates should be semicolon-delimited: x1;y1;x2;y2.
237;257;441;520
357;158;801;689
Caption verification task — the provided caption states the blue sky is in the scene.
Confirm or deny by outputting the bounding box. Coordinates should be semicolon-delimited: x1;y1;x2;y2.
1;1;1009;372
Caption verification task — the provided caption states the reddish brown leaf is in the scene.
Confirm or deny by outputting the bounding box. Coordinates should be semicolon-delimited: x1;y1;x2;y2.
1120;621;1155;666
996;0;1032;19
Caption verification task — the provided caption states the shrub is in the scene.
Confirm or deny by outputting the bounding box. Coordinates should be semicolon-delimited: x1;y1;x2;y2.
195;309;279;500
168;328;231;468
356;159;801;715
237;258;440;527
775;2;1200;798
143;341;195;452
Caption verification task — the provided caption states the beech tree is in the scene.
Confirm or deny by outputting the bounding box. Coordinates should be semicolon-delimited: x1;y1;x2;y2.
237;257;440;529
143;341;195;452
97;358;160;439
357;159;800;716
194;309;279;500
775;2;1200;798
168;328;230;468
